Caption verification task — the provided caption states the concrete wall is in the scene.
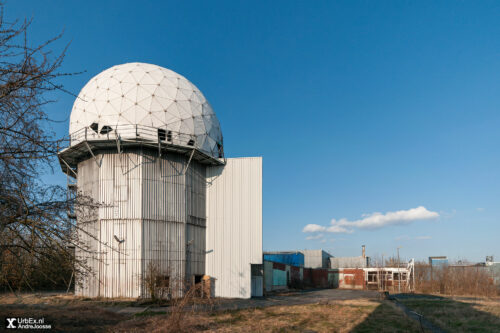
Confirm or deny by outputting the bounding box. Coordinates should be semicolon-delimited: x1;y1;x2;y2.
205;157;263;299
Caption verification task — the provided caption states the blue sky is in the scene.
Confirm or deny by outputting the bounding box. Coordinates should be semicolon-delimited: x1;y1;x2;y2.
9;1;499;262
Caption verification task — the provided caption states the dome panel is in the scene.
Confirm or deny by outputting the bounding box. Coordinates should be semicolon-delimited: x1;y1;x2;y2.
69;62;223;159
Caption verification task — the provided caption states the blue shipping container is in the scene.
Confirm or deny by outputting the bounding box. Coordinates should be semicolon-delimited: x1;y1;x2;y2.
429;258;448;266
264;252;304;267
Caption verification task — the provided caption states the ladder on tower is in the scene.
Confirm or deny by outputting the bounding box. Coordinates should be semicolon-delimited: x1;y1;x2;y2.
67;173;77;220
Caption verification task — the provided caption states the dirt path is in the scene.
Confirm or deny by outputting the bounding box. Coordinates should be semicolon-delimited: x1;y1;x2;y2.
110;289;381;315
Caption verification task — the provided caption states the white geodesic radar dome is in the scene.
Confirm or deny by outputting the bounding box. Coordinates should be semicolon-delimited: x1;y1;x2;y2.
69;62;223;159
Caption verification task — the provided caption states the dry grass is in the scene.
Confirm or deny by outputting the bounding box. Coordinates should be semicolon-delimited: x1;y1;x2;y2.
0;304;126;332
0;293;137;307
399;296;500;333
3;293;499;332
414;264;500;297
464;298;500;317
111;299;421;333
1;296;421;332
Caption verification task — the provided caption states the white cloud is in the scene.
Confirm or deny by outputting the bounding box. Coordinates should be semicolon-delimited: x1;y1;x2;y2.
303;224;326;233
303;206;439;235
415;235;432;240
477;207;485;212
326;225;353;233
306;234;324;240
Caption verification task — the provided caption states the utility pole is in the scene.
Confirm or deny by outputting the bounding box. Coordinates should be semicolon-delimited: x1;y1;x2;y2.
397;247;401;293
381;253;385;291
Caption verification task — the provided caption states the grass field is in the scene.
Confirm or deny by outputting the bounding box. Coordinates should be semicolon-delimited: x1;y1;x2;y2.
111;300;422;332
1;293;499;332
397;295;500;333
0;295;420;332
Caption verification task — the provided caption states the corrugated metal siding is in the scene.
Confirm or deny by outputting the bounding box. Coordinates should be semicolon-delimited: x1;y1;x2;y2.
185;224;205;276
75;157;100;297
99;219;142;298
429;258;449;266
99;151;143;220
77;158;99;222
75;149;207;298
264;253;304;266
206;157;263;299
142;152;186;222
272;270;287;287
142;219;185;296
302;250;331;268
141;151;207;280
75;220;100;297
186;160;207;276
330;256;367;269
251;276;263;297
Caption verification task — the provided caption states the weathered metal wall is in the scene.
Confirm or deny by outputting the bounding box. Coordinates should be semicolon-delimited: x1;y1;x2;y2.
75;149;207;298
100;152;143;298
185;160;207;277
263;252;304;267
100;219;142;298
302;250;332;268
206;157;263;299
330;256;367;269
141;151;186;291
272;269;287;288
75;158;100;297
75;220;100;297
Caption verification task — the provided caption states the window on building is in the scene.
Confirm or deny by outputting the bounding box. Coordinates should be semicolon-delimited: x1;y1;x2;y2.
368;271;378;282
100;125;112;134
158;128;166;141
90;122;99;133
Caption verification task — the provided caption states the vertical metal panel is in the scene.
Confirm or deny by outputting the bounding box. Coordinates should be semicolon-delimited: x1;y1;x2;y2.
140;150;188;296
330;256;367;269
142;219;185;296
142;151;186;223
206;157;263;299
186;160;206;276
75;220;100;297
75;158;100;297
302;250;331;268
99;151;143;220
141;150;207;287
99;219;142;298
263;253;304;267
75;148;209;298
251;276;263;297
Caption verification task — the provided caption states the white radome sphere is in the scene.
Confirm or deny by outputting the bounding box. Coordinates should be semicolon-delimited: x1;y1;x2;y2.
69;62;223;159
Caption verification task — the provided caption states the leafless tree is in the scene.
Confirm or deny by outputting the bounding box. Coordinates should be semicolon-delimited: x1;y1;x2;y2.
0;4;79;292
